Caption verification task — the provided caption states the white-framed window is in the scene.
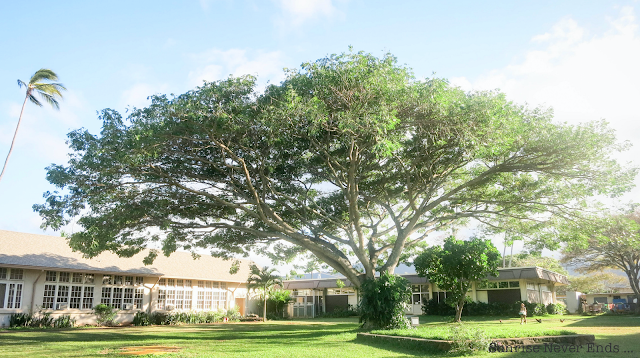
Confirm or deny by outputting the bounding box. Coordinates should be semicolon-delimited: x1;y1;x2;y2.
411;284;429;305
41;271;96;310
0;267;24;309
100;274;145;309
477;281;521;290
160;279;227;311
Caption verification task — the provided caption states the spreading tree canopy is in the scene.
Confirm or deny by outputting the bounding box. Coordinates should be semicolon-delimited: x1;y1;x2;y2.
561;210;640;307
35;51;635;287
414;236;500;322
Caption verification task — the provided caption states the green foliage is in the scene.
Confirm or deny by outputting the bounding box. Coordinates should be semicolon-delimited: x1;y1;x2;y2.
567;272;629;294
133;312;151;326
423;300;548;317
358;272;411;330
319;305;360;318
143;310;237;325
247;265;283;321
546;302;567;315
9;313;33;327
93;304;116;326
53;315;75;328
560;210;640;310
34;50;635;290
414;236;500;322
447;324;491;356
9;311;73;329
506;253;568;275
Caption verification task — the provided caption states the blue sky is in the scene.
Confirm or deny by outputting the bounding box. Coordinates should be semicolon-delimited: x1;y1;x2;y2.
1;1;639;271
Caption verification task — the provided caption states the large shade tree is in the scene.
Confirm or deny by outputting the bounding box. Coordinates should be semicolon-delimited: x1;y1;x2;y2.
560;210;640;310
35;51;635;288
1;69;65;183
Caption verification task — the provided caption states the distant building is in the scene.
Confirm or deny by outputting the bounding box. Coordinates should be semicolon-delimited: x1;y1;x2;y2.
283;267;569;317
0;230;253;326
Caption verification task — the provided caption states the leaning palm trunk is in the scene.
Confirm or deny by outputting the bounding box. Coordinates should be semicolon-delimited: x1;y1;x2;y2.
0;95;29;183
0;69;65;184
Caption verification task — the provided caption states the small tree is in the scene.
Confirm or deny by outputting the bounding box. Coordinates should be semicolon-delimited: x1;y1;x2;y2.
93;304;116;326
414;236;500;322
358;272;411;330
247;265;282;321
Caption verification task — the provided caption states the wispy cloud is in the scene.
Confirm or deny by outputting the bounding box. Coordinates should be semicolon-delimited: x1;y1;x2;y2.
188;48;287;88
450;6;640;200
274;0;345;31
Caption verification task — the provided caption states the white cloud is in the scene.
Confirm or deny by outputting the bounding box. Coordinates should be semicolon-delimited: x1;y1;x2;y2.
188;49;287;88
274;0;344;30
455;6;640;203
120;83;170;110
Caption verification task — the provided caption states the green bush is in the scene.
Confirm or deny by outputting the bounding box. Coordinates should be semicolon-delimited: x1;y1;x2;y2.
422;300;549;317
448;324;491;356
133;312;151;326
93;304;117;326
319;305;359;318
546;302;566;315
358;272;411;330
9;313;32;327
53;315;75;328
226;307;241;322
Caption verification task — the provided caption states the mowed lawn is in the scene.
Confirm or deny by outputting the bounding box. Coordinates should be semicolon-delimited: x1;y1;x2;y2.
1;316;639;357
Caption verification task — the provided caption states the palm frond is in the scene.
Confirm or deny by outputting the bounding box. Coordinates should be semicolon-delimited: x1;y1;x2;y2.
38;92;60;110
17;79;27;88
34;83;66;98
28;94;43;107
29;69;59;84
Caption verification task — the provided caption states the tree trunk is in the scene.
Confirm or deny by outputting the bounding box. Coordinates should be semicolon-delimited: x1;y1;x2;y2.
508;241;514;268
455;299;464;322
502;235;507;268
0;94;29;183
263;294;267;322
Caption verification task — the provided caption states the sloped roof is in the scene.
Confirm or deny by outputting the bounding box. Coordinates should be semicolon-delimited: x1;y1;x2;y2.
0;230;252;282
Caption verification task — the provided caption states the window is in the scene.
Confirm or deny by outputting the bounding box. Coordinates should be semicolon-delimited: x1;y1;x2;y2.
125;276;134;286
1;283;23;309
9;269;23;280
134;288;144;308
41;272;96;310
124;288;134;306
526;282;536;290
59;272;70;283
0;268;24;309
83;287;94;309
479;281;521;290
70;286;83;308
135;277;144;286
43;284;56;309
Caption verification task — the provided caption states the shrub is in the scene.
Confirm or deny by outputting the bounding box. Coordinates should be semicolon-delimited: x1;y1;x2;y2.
358;272;411;330
448;324;491;356
53;315;75;328
226;307;241;322
93;304;117;326
546;302;566;315
9;313;32;327
150;312;168;325
423;300;550;317
133;312;151;326
30;310;54;328
320;305;359;318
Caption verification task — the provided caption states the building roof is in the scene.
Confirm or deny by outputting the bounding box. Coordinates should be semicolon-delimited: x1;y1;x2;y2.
282;266;569;290
0;230;252;282
491;266;570;285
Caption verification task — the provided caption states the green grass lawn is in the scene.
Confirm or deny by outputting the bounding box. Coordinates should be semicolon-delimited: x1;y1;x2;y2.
1;315;639;357
372;315;578;340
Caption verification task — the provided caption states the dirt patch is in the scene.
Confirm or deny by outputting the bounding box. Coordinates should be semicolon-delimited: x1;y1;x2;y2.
119;346;181;355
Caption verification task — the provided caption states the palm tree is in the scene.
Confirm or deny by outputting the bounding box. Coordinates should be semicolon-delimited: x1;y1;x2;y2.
247;265;282;321
0;69;66;183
